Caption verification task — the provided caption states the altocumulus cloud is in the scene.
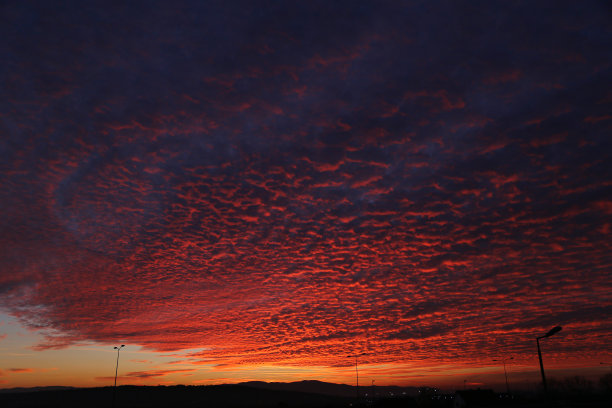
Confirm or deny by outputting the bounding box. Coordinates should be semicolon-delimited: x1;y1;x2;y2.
0;0;610;369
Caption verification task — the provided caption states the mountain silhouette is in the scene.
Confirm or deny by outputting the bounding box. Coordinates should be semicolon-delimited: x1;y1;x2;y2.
239;380;419;398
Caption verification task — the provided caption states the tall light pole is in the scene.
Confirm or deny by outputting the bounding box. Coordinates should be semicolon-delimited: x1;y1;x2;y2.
113;345;125;408
536;326;561;393
347;353;366;399
493;357;513;394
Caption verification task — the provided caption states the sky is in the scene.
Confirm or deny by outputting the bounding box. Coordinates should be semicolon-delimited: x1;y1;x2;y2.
1;0;611;391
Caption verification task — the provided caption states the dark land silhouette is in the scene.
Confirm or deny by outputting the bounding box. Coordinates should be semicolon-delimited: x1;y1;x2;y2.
0;383;349;408
1;377;611;408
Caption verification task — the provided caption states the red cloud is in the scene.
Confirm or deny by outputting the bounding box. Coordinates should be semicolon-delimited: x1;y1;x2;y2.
403;89;465;112
8;368;34;373
95;369;196;381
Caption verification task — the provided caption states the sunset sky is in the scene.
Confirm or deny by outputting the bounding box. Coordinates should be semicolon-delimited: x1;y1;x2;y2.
1;0;611;391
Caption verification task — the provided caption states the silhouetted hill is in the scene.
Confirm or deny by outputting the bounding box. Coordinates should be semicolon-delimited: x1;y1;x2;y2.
239;380;419;398
0;384;351;408
0;386;75;394
240;380;356;397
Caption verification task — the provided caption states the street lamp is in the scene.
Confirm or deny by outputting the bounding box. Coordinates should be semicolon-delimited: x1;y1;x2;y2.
492;357;513;394
347;353;366;399
536;326;561;393
113;345;125;407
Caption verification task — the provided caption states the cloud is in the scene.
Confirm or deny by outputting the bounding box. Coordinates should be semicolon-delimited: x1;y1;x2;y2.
7;368;34;373
0;0;610;375
95;368;196;381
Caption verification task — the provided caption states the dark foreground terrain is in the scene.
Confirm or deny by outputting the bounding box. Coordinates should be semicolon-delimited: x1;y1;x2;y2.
0;384;350;408
0;382;610;408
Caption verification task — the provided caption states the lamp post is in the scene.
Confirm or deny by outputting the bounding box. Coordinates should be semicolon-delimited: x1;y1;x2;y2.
347;353;366;399
536;326;561;393
493;357;513;394
113;345;125;408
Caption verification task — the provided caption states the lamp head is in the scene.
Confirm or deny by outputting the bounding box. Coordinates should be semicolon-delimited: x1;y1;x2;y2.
544;326;562;338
